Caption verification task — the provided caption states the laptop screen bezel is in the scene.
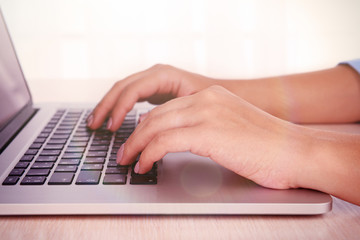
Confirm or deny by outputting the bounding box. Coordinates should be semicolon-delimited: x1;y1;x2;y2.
0;8;35;153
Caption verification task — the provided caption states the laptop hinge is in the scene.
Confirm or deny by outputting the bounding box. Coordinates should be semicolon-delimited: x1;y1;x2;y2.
0;104;38;154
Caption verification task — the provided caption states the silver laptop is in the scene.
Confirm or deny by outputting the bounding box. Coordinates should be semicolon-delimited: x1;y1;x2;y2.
0;9;332;215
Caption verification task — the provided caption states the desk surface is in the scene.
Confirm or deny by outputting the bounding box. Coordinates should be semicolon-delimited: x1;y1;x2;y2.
1;123;360;240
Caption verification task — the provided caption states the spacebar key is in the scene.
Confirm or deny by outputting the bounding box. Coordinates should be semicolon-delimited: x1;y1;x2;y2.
75;171;101;185
21;176;46;185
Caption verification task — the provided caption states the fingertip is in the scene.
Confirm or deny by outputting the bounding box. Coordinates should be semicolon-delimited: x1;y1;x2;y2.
134;161;140;174
87;107;107;130
106;117;113;130
86;114;94;128
86;113;102;130
108;109;127;132
116;144;125;164
138;112;149;124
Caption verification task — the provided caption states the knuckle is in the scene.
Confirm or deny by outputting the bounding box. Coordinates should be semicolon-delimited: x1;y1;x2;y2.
143;115;157;131
144;109;157;122
152;63;170;70
201;86;219;101
95;101;111;114
208;85;224;91
153;132;169;145
113;80;123;89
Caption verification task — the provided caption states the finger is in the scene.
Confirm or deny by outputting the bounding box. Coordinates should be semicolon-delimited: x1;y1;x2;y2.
136;127;203;174
107;75;181;131
87;70;147;129
138;112;149;123
138;94;193;124
117;105;197;166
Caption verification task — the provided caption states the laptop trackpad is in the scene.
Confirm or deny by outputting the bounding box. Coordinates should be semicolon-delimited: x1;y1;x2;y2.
160;152;256;202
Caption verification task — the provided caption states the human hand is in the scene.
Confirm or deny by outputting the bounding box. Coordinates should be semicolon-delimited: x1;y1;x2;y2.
87;64;217;131
118;85;310;190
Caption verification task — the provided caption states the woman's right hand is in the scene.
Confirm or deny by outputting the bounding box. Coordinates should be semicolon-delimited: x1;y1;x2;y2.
87;64;217;131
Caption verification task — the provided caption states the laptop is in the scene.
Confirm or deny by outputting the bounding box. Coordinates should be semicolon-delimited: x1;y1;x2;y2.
0;9;332;215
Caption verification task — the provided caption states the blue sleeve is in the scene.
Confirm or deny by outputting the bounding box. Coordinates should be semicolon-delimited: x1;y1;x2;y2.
339;59;360;75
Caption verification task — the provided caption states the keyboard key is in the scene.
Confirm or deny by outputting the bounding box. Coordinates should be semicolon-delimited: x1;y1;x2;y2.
73;132;92;137
106;167;128;175
62;118;78;122
9;168;25;176
114;138;127;144
59;159;81;165
38;132;50;138
103;174;126;185
25;149;38;155
62;153;83;159
29;143;42;149
111;149;119;154
107;161;121;167
46;123;56;128
31;162;54;169
54;130;72;135
2;176;20;185
40;150;61;156
131;163;157;177
20;155;34;162
33;137;46;143
72;137;90;142
48;172;75;185
48;139;67;144
76;171;101;185
112;142;122;148
57;126;75;130
131;167;157;177
91;140;111;146
130;175;157;185
21;176;46;185
68;142;87;147
55;165;78;172
36;156;58;162
27;169;51;176
51;134;69;139
84;157;105;164
86;151;107;157
43;144;64;150
60;122;77;126
15;162;30;169
41;128;53;133
65;147;85;153
81;164;103;171
89;145;108;151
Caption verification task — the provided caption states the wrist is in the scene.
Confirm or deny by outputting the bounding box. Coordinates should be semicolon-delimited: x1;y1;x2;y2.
217;79;279;116
292;126;360;204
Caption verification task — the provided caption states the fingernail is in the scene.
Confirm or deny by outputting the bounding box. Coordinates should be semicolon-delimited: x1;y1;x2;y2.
106;118;113;130
134;161;140;174
138;113;149;124
87;114;94;127
116;144;124;164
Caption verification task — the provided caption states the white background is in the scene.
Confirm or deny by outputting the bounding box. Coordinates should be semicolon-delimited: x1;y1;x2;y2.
0;0;359;103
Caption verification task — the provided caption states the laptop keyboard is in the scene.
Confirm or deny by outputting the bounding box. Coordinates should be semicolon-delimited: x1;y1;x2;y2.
2;109;157;186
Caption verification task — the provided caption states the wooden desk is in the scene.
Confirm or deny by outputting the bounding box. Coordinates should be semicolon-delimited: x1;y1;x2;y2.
0;124;359;240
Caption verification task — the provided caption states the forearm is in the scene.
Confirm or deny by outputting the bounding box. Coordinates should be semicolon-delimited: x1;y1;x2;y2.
295;127;360;205
215;65;360;123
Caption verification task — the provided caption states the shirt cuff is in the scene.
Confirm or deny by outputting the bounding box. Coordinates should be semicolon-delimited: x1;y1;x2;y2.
339;59;360;75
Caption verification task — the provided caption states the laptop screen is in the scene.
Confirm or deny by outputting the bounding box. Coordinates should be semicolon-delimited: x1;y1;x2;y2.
0;10;31;131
